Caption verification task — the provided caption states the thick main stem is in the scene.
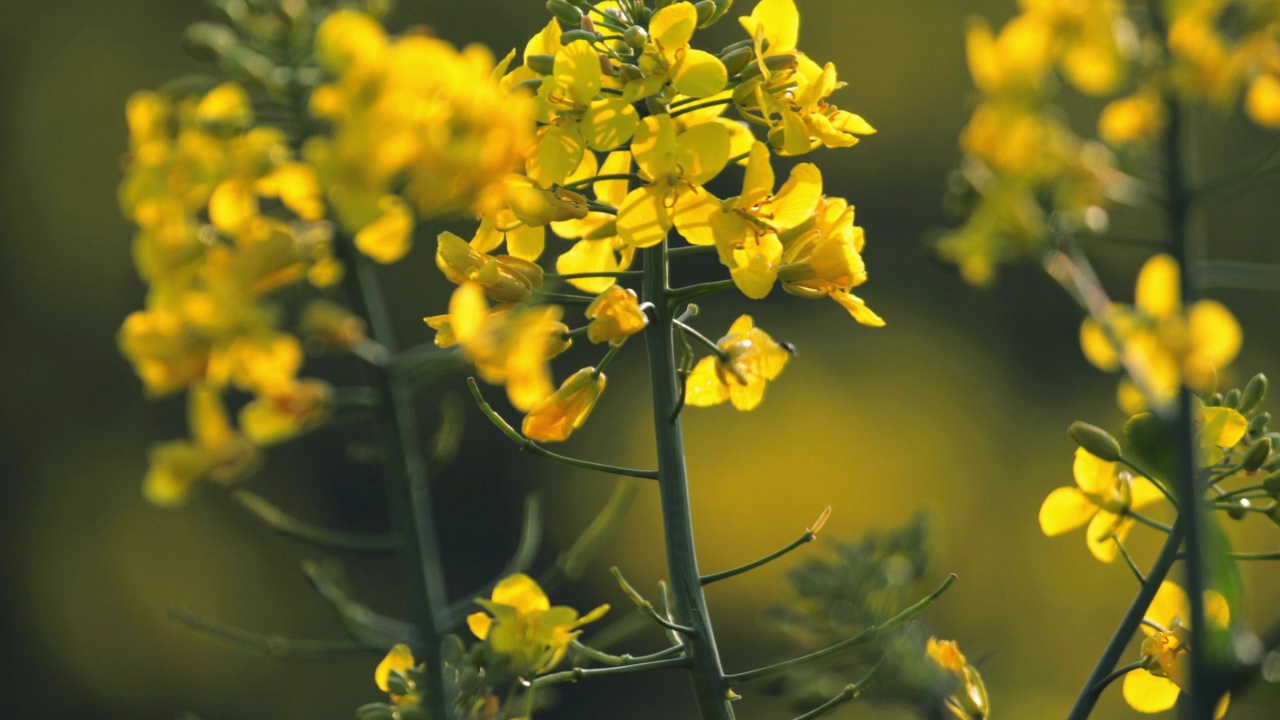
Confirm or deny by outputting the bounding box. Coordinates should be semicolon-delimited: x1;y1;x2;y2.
1066;521;1186;720
641;244;733;720
341;245;450;720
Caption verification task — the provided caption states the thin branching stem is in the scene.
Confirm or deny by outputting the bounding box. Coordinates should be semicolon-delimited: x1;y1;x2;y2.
1129;511;1173;533
1113;535;1147;584
790;660;884;720
701;509;829;585
1091;661;1146;695
525;657;692;690
726;574;957;686
167;608;375;660
231;490;399;553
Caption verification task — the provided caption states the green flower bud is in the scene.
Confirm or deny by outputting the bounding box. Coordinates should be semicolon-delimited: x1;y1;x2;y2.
1241;437;1272;473
1264;454;1280;472
720;38;755;55
385;673;411;697
1241;373;1268;413
694;0;717;26
183;22;240;62
1263;470;1280;498
561;28;600;44
623;25;648;48
1226;500;1248;520
720;46;755;77
645;95;669;116
526;54;555;75
547;0;583;25
1224;388;1242;409
618;63;644;83
514;77;543;94
398;707;428;720
1248;412;1271;436
356;703;396;720
738;53;800;81
1207;392;1223;407
1270;503;1280;528
1068;421;1122;462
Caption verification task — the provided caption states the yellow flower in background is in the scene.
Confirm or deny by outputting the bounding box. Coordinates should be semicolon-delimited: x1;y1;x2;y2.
436;231;546;304
585;286;648;346
374;644;421;707
686;315;793;411
467;573;608;675
1121;582;1231;716
1038;447;1165;562
1246;73;1280;127
143;384;256;506
440;283;570;412
1079;254;1242;412
926;637;990;719
1098;89;1165;146
522;368;607;442
238;378;333;446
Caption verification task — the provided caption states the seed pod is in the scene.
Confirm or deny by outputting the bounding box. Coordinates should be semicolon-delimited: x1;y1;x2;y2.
720;46;755;77
1068;421;1122;462
1263;470;1280;498
623;25;648;48
1224;388;1242;409
547;0;583;25
1241;373;1268;413
1242;437;1273;473
561;28;600;44
526;54;555;75
694;0;717;26
1248;412;1271;436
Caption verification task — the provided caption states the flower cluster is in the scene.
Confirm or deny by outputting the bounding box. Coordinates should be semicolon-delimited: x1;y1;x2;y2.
119;81;339;505
1122;581;1231;717
941;0;1280;285
422;0;883;440
467;573;608;676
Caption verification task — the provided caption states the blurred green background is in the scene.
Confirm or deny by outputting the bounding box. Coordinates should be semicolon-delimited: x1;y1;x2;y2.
1;0;1278;718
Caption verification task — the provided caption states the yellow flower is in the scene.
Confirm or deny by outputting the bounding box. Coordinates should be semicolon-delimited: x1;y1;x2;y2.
585;286;649;346
615;115;730;249
1121;582;1231;717
685;315;793;411
300;300;366;350
628;1;728;101
143;384;256;506
439;283;570;412
1246;73;1280;128
238;378;333;446
693;141;822;299
436;231;546;303
1079;254;1242;411
777;196;884;326
1038;447;1165;562
522;368;607;442
374;644;420;707
926;637;990;720
1098;90;1165;146
552;151;638;294
467;573;608;674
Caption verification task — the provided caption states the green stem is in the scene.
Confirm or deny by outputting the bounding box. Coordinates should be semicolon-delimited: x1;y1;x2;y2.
642;243;734;720
701;529;816;585
167;607;374;659
668;278;738;306
1091;661;1146;694
594;340;627;377
670;98;734;118
1066;519;1185;720
231;490;398;553
339;244;450;720
548;271;643;280
468;378;659;480
526;656;692;690
560;174;642;191
674;319;730;362
1129;511;1173;534
726;574;955;686
790;660;883;720
668;245;717;258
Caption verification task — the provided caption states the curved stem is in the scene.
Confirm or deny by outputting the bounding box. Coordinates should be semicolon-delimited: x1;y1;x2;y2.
701;528;816;585
642;243;734;720
1092;661;1146;694
790;660;884;720
231;490;398;553
168;607;374;660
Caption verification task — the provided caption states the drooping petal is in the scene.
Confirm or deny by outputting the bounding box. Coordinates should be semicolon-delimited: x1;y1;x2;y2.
685;356;729;407
830;292;885;327
1038;487;1096;536
739;142;775;208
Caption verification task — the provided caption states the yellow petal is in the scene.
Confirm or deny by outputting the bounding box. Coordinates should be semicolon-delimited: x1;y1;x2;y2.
1199;406;1248;450
616;185;672;248
1245;74;1280;128
1206;589;1231;629
729;233;782;299
676;121;731;186
760;163;822;230
538;124;586;185
467;611;493;640
1122;668;1180;713
355;196;415;264
1086;511;1126;562
315;10;387;75
449;282;489;346
740;0;799;54
672;186;722;246
685;356;729;407
1188;300;1241;369
1130;476;1166;510
582;97;639;151
375;644;415;693
557;238;621;294
505;224;546;262
672;48;728;98
1136;254;1180;319
632;115;678;182
830;292;885;327
1147;581;1190;629
208;179;257;235
740;142;775;208
649;2;697;49
491;573;551;614
1038;487;1096;536
554;40;603;107
1080;317;1120;371
1073;447;1116;496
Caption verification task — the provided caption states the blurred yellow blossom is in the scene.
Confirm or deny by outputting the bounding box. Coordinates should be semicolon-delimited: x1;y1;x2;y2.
522;367;607;443
436;231;546;304
926;637;990;719
374;644;421;707
143;384;256;507
686;315;793;411
467;573;608;675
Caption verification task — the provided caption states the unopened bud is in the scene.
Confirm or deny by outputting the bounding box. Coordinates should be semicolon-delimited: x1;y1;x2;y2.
1224;388;1242;409
547;0;583;25
1069;421;1122;462
397;707;428;720
738;53;799;81
1248;412;1271;436
694;0;717;25
1263;470;1280;498
580;14;597;33
1241;373;1269;413
355;704;396;720
1241;437;1272;473
618;63;643;83
183;22;239;61
384;673;411;697
561;28;599;44
720;46;755;76
623;25;648;48
1207;392;1224;407
526;54;555;75
720;38;754;55
1226;500;1248;520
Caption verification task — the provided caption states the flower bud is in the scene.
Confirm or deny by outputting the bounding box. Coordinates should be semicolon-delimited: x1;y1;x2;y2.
1263;470;1280;498
694;0;717;26
738;53;800;81
1269;503;1280;528
1207;392;1223;407
1224;388;1242;409
547;0;583;25
561;28;599;44
522;368;606;442
1241;373;1268;413
355;704;396;720
623;25;648;48
720;46;755;77
1068;421;1122;462
586;286;648;346
1248;411;1271;436
1241;437;1272;473
526;53;556;75
1226;500;1249;520
618;63;644;83
505;181;589;226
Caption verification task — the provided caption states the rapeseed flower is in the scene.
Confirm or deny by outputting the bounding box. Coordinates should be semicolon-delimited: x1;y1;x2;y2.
467;573;608;675
686;315;792;411
522;368;607;442
926;637;990;719
1038;447;1165;562
143;384;256;506
585;286;648;346
1121;581;1231;716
